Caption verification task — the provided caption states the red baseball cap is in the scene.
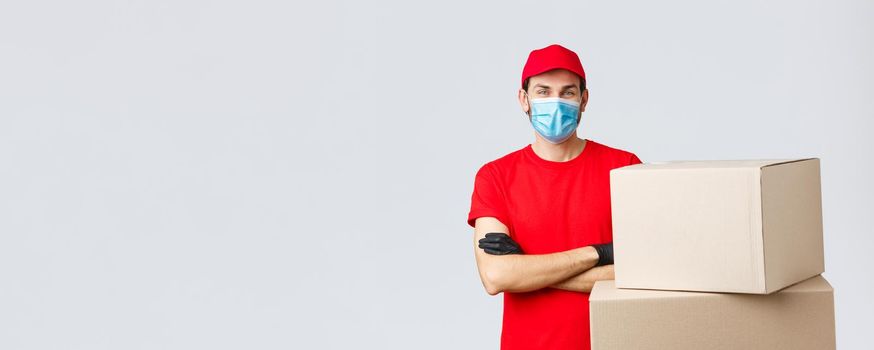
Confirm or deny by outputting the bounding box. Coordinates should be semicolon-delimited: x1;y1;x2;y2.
521;44;586;88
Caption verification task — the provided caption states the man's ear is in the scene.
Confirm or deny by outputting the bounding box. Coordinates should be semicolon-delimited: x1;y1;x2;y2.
518;88;530;114
580;89;589;113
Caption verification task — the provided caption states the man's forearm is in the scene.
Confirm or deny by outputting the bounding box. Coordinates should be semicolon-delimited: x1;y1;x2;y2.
549;264;615;293
486;246;600;294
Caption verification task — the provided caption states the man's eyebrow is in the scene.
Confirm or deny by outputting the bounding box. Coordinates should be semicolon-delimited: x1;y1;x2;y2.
532;83;579;90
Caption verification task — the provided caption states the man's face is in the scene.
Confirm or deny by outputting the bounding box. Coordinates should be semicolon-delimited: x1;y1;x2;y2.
518;69;588;116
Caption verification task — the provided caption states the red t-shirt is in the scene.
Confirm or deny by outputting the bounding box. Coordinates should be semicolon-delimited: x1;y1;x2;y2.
467;139;642;350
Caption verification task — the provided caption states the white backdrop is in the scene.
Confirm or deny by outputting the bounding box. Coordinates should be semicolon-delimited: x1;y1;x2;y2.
1;0;871;348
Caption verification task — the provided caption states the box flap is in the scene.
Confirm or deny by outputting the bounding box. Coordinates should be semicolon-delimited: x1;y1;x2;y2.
760;158;818;168
592;275;829;302
614;159;812;171
779;274;832;293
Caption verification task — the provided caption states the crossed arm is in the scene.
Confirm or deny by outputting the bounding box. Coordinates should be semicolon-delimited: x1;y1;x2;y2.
473;216;615;295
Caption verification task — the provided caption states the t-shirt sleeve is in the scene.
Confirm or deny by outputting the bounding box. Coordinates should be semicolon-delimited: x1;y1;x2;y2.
467;163;510;228
629;152;643;165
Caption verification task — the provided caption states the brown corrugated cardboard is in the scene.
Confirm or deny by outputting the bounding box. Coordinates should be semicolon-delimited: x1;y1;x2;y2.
589;275;836;350
610;158;824;293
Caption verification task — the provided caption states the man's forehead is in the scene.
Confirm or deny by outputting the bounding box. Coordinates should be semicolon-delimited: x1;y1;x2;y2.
529;69;581;88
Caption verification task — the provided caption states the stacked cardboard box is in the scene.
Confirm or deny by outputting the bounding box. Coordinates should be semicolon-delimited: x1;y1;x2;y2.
591;158;835;349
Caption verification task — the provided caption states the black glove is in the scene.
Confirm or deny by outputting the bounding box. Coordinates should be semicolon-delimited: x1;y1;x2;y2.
478;232;524;255
591;242;613;266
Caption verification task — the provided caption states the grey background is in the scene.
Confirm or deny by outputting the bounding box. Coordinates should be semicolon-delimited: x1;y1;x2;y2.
1;0;871;349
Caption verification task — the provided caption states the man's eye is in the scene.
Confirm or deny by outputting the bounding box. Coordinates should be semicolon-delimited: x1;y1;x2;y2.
537;90;548;94
563;91;576;96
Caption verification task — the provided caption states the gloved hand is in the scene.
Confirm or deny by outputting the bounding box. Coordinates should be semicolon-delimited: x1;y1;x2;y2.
478;232;524;255
591;242;613;266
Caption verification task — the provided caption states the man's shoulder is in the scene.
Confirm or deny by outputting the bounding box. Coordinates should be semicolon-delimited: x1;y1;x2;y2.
586;139;640;168
475;145;527;175
481;144;528;167
586;139;638;163
491;145;528;165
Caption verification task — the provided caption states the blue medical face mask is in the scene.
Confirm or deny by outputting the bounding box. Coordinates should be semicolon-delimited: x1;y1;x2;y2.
526;95;581;144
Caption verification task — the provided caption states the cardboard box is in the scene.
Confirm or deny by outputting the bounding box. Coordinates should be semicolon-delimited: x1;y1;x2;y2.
589;275;836;350
610;158;824;293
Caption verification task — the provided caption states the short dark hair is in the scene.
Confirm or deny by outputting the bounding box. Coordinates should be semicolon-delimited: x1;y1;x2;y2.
523;76;586;92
